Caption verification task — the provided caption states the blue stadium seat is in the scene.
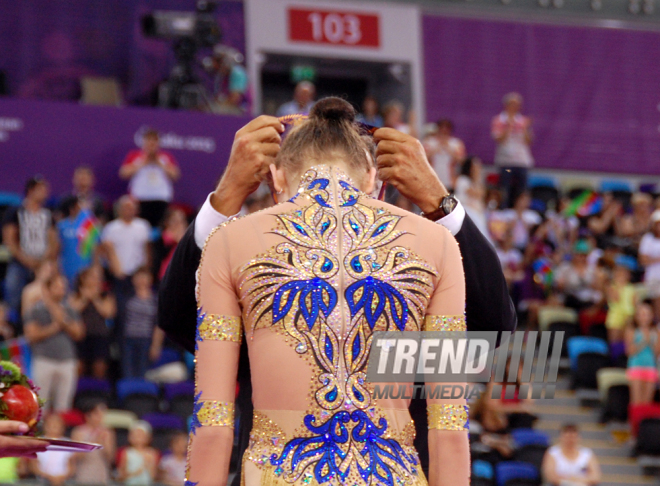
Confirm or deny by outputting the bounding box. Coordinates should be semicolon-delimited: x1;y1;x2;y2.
528;175;556;188
0;192;21;207
149;348;181;369
566;336;608;370
600;180;632;193
472;459;494;480
142;413;185;452
511;428;549;448
495;461;539;486
116;378;159;402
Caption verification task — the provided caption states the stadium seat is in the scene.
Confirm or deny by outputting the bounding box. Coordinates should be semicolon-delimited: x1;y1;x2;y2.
511;429;550;448
164;381;195;420
538;306;578;332
630;403;660;437
573;352;611;389
600;384;629;423
528;175;556;188
103;409;138;429
528;176;559;213
566;336;608;370
514;444;548;472
74;377;112;410
471;478;494;486
495;461;539;486
116;378;160;417
587;323;608;342
597;368;628;402
636;418;660;456
600;180;632;193
142;413;185;452
150;348;182;369
472;459;494;481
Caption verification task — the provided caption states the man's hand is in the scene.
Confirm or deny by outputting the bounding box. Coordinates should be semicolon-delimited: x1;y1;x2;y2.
0;421;47;458
374;128;449;214
211;116;284;216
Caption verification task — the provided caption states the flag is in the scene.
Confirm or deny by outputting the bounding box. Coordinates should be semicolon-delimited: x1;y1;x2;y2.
564;190;602;218
532;257;554;289
76;209;101;259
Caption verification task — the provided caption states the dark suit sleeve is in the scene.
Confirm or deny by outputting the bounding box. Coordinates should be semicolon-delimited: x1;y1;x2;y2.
454;213;517;333
158;221;200;354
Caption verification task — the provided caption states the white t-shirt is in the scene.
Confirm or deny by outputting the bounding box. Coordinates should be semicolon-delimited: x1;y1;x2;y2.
37;447;73;477
497;247;523;271
492;112;534;168
454;175;484;214
102;218;151;275
159;454;186;483
424;136;463;186
122;150;177;202
548;445;593;479
640;232;660;282
494;209;542;249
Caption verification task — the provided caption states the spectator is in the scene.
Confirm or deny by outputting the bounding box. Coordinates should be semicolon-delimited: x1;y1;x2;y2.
470;380;514;459
57;196;101;285
119;129;180;227
542;423;601;486
454;156;488;238
24;274;84;411
639;210;660;317
605;256;637;344
2;176;58;324
276;81;315;117
101;196;151;335
118;421;158;486
497;192;542;251
356;96;383;128
157;432;187;486
123;267;157;379
496;229;524;289
210;45;249;113
70;401;115;485
491;92;534;207
625;302;658;405
30;414;73;486
423;119;466;189
618;192;652;246
60;166;106;221
382;100;416;138
587;192;624;246
21;259;56;319
68;266;115;379
0;303;13;340
547;197;579;256
554;239;603;311
152;208;187;282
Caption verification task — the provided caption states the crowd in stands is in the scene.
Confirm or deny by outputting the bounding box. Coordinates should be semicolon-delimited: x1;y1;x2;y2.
0;86;658;484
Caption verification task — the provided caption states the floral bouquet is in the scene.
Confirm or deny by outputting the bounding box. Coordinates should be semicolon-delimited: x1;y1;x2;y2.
0;361;43;434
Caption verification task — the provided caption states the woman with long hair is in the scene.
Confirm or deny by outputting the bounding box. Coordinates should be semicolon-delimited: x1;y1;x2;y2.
625;302;659;405
187;98;469;486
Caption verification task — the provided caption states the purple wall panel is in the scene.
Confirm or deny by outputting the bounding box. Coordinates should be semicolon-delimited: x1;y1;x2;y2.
423;14;660;174
0;98;249;207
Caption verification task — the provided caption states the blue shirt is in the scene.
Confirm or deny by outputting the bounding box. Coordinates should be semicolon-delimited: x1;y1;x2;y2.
57;214;94;284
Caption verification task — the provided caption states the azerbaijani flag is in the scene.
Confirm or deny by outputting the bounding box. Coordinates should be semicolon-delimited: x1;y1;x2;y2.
564;190;602;217
532;257;554;289
76;209;101;259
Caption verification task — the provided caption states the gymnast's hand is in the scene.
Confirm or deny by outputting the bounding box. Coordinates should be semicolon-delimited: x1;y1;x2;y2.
0;421;47;458
373;127;449;214
211;116;285;216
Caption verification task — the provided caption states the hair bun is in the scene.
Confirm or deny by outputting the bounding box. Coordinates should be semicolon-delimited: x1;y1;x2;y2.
309;97;356;123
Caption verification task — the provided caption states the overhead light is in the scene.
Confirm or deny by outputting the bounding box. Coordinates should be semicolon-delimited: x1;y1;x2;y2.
552;0;564;7
591;0;602;10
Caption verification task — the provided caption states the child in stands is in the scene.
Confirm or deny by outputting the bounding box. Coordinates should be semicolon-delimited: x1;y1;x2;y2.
118;421;159;486
122;267;157;378
605;255;637;344
158;431;187;486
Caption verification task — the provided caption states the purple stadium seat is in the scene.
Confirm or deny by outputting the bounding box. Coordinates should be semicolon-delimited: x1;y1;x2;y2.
163;381;195;401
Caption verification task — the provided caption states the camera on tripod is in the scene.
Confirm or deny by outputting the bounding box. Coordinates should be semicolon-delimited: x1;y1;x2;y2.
142;0;222;110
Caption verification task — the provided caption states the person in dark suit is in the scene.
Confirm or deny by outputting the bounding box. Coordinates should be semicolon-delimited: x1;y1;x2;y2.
158;115;517;483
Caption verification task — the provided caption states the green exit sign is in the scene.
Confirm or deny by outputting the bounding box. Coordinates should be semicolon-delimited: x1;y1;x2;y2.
291;65;316;83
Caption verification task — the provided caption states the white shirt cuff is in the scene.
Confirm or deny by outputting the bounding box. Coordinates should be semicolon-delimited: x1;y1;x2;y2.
194;193;237;249
435;200;466;236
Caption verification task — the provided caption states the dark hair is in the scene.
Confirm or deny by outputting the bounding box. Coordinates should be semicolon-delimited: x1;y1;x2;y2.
61;195;80;215
277;97;374;177
25;175;47;195
134;266;152;277
436;119;454;131
80;399;107;416
460;156;477;178
143;128;159;140
561;423;578;433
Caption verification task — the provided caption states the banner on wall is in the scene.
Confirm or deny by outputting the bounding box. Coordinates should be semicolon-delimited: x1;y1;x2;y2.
0;98;249;207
